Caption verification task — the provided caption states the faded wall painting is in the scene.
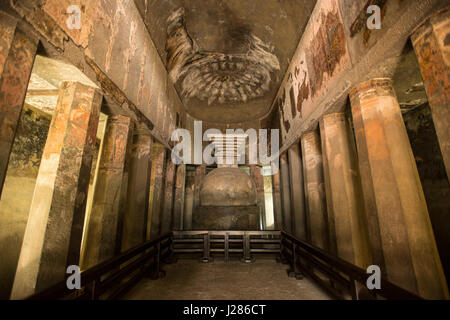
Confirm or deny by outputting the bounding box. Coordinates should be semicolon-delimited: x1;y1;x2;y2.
275;0;350;142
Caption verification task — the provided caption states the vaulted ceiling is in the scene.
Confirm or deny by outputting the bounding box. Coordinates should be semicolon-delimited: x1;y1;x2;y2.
135;0;317;124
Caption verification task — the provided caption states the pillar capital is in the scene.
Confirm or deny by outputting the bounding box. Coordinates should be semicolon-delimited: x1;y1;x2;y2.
108;114;132;125
321;112;345;122
349;78;395;106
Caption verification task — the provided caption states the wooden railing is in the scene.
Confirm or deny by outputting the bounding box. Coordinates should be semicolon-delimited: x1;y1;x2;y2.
172;230;281;262
28;233;172;300
280;231;423;300
26;230;424;300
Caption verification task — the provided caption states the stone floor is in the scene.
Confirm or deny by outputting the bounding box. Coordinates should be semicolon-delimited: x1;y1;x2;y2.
123;258;333;300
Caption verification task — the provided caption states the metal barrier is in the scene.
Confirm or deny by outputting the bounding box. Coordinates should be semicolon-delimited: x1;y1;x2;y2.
28;233;173;300
172;230;281;262
280;231;423;300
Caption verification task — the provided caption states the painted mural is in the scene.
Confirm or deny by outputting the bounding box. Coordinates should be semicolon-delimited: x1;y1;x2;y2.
274;0;350;142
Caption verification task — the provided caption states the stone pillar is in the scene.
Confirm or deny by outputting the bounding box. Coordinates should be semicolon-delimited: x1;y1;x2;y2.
11;81;102;299
251;165;266;230
319;113;371;268
411;8;450;180
0;19;38;196
81;116;133;269
279;154;292;233
288;143;307;240
301;130;328;251
116;120;134;253
271;171;283;230
160;158;176;235
173;164;186;230
193;165;207;208
149;145;167;239
121;130;153;251
184;173;194;230
350;78;449;299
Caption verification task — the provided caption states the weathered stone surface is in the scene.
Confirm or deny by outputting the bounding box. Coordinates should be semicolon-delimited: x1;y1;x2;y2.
412;7;450;181
403;103;450;288
0;105;51;299
11;81;102;299
250;165;266;229
193;206;259;230
271;171;283;230
183;166;195;230
301;130;328;250
350;78;449;299
194;165;207;208
0;24;38;196
135;0;317;124
279;153;293;233
0;12;17;76
166;8;280;107
288;143;307;240
11;1;68;49
121;131;153;251
319;113;371;268
149;144;167;239
9;0;182;148
172;164;186;230
201;167;257;207
160;157;176;235
117;114;135;253
82;115;133;269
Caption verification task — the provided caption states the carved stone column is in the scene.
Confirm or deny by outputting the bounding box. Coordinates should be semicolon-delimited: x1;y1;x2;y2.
301;130;328;251
279;154;292;233
121;130;153;251
11;81;102;299
350;78;449;299
82;115;133;269
173;164;186;230
271;170;283;230
149;144;167;239
193;165;207;209
183;168;195;230
160;158;176;235
288;143;307;240
411;8;450;180
250;165;266;229
320;113;371;268
0;17;38;196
